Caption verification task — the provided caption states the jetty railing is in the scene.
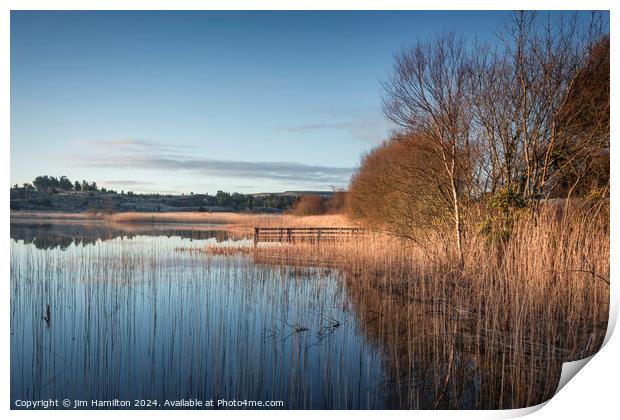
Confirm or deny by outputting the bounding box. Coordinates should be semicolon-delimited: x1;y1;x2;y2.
253;227;365;246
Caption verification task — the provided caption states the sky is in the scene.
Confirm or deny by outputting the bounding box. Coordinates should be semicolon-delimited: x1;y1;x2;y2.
10;10;606;194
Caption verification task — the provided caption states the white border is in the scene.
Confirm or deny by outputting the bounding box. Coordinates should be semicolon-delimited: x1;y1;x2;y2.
2;1;617;419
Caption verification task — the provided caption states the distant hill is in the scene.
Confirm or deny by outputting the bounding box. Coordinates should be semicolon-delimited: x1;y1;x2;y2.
10;175;349;214
252;190;335;198
10;184;344;214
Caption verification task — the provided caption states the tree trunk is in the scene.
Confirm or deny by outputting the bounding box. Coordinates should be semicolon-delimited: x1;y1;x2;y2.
450;174;464;266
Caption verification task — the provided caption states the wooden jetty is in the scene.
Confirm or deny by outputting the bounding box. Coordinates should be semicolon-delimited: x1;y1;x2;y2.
253;227;364;246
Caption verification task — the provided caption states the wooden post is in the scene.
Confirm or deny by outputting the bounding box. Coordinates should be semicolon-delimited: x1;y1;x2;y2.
254;227;259;248
317;228;321;246
287;228;292;243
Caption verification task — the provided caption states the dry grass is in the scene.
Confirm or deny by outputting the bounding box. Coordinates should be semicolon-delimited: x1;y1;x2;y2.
190;204;608;408
176;245;255;256
105;211;353;228
11;211;98;221
11;210;353;228
12;205;609;408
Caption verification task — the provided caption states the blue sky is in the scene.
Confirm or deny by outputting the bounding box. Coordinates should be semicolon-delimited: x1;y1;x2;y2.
10;10;603;194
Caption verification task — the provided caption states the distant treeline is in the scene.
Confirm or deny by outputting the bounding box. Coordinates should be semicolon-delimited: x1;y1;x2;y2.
17;175;102;193
11;175;346;214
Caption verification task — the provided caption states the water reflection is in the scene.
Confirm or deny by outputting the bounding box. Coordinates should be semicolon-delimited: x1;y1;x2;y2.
10;220;231;250
10;222;387;409
11;220;597;410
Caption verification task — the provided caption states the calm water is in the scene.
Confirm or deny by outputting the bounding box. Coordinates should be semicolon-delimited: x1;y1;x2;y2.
10;222;387;409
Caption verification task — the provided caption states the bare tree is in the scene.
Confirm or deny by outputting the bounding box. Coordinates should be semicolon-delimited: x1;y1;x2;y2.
350;12;609;253
382;33;476;263
477;11;605;200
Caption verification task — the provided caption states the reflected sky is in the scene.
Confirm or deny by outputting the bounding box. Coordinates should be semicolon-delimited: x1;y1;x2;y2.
10;225;387;409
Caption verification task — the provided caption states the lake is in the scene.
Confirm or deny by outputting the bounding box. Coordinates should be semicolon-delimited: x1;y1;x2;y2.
10;221;388;409
11;219;590;410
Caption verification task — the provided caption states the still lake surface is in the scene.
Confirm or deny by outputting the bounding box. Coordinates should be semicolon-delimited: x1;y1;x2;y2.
10;221;388;409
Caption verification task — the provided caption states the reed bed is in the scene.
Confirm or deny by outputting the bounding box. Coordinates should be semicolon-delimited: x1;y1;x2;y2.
196;204;609;408
10;204;609;409
12;211;353;227
105;211;353;229
176;244;255;256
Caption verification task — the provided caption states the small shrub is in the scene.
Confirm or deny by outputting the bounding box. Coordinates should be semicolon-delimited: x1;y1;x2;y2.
290;195;326;216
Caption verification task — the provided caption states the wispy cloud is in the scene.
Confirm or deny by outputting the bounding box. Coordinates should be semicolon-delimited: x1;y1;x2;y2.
277;118;388;144
75;139;192;155
69;139;355;187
